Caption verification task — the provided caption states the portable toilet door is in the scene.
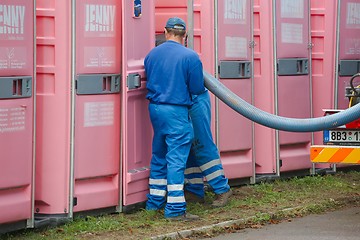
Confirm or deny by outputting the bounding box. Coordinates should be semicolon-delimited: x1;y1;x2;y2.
0;0;35;233
275;0;313;174
35;0;121;223
121;0;154;211
72;0;122;214
215;0;255;183
254;0;313;180
335;0;360;110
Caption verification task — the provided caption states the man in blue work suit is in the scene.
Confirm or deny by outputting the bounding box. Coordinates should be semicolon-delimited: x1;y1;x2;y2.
144;17;205;221
153;24;233;209
185;91;233;207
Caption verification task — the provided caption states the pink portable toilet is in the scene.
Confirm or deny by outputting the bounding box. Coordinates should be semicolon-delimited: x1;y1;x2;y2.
0;0;35;232
253;0;313;180
215;0;255;183
35;0;124;223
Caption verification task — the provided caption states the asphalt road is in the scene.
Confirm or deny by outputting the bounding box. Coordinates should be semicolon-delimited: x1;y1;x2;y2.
203;207;360;240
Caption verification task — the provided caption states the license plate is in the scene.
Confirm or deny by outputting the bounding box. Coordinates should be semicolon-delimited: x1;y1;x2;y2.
324;130;360;144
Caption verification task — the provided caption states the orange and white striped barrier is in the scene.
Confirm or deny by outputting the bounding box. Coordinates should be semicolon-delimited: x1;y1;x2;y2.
310;146;360;164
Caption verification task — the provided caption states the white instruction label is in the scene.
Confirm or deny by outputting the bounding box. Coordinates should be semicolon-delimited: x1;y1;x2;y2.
281;0;304;19
347;2;360;28
225;36;247;58
84;101;114;127
281;23;303;44
0;107;26;133
224;0;246;24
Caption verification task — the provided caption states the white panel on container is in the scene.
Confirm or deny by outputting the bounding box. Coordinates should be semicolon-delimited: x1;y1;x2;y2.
225;36;247;58
0;107;26;133
346;2;360;28
224;0;246;24
281;23;303;44
84;101;114;127
281;0;304;19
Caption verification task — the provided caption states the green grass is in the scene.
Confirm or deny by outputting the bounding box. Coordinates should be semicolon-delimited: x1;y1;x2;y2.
2;171;360;240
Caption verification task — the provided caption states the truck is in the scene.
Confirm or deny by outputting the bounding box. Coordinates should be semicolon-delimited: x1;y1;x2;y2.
310;73;360;165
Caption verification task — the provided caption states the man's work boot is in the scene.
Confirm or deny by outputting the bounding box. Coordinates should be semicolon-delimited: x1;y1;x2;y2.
211;188;233;208
166;212;200;221
184;190;205;204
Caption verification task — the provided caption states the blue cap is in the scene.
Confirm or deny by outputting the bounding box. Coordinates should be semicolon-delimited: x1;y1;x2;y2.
165;17;186;30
